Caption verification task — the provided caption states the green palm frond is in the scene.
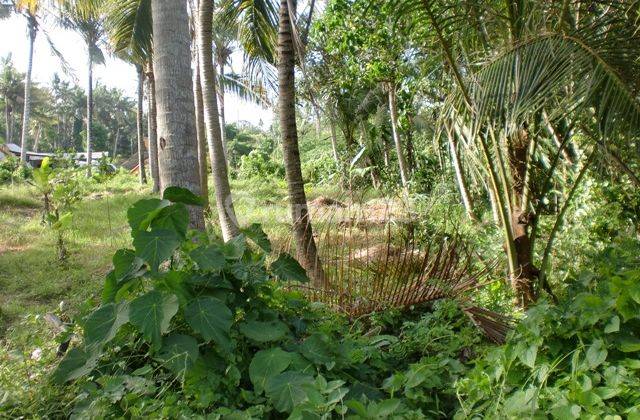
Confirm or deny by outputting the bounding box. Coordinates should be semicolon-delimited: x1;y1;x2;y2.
221;0;278;64
103;0;152;63
220;72;271;107
449;28;640;141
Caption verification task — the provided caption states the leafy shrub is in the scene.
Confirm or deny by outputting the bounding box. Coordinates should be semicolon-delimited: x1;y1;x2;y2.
302;153;339;185
455;239;640;419
0;155;31;184
42;188;483;418
237;150;285;179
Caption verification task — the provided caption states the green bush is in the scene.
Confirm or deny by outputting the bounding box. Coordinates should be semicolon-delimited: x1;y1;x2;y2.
455;239;640;419
238;150;285;179
0;155;31;184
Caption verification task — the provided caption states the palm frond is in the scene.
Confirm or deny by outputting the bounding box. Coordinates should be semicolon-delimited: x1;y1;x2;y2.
103;0;152;63
220;71;272;107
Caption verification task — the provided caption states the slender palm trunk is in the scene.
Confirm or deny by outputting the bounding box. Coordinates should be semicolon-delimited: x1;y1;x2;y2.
112;126;120;158
197;0;239;240
4;102;12;144
20;16;37;163
151;0;204;229
146;67;160;192
329;119;339;163
278;0;325;286
193;57;209;202
218;63;228;161
136;65;147;184
387;85;409;187
447;127;476;221
86;49;94;177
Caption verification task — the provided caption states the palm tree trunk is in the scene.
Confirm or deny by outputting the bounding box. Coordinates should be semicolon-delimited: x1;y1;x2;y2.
447;127;476;221
387;84;409;187
136;64;147;184
86;48;94;177
20;16;37;164
278;0;325;286
193;55;209;202
4;102;11;144
218;63;228;162
329;118;339;163
197;0;239;240
112;126;120;158
146;64;160;192
151;0;204;229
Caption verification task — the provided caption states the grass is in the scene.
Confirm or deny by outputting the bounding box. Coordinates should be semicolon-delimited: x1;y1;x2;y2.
0;172;349;336
0;174;150;335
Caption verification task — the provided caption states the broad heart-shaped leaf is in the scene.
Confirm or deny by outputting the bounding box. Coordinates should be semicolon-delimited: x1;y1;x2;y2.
265;371;315;413
300;333;334;365
133;229;181;273
184;296;233;350
83;302;129;351
190;245;226;271
150;203;189;239
52;348;99;384
239;320;289;342
163;186;206;206
156;334;199;376
129;291;179;349
127;198;170;232
242;223;272;253
270;253;309;283
112;249;145;282
249;348;293;394
220;234;246;260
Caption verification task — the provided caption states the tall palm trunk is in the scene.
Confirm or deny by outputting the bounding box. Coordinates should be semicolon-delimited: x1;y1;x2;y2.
112;126;120;158
447;126;477;221
151;0;204;229
136;64;147;184
387;84;409;188
4;102;12;144
146;64;160;192
193;56;209;202
197;0;240;240
278;0;325;286
86;48;94;177
217;63;228;161
20;15;37;163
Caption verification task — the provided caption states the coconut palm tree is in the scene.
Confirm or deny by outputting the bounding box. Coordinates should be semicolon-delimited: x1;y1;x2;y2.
59;0;106;176
277;0;324;285
197;0;240;240
151;0;205;229
396;0;640;307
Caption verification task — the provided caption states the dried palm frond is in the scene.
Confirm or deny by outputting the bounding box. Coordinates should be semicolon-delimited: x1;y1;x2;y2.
282;193;510;342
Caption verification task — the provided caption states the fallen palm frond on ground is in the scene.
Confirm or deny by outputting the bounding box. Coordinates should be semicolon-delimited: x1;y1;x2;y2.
283;194;511;343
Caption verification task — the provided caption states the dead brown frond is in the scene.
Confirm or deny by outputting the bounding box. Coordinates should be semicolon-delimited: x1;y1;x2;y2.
282;193;511;343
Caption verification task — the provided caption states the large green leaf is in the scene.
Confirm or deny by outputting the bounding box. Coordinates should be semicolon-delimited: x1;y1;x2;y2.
270;253;309;283
184;296;233;349
127;198;170;232
242;223;272;253
190;245;226;271
52;348;99;384
300;334;334;365
220;234;247;260
129;291;179;349
265;371;315;413
83;302;129;351
156;334;200;376
150;203;189;238
163;186;206;206
249;348;293;394
239;320;289;342
133;229;181;273
112;248;145;281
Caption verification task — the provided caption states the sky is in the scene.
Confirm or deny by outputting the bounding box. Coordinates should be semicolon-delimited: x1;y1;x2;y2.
0;12;274;127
